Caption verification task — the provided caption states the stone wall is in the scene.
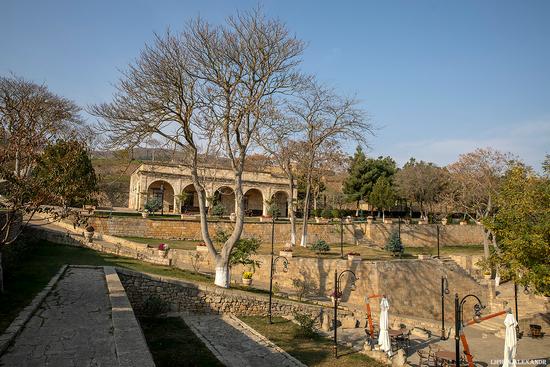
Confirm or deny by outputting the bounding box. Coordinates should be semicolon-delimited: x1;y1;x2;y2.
117;268;337;326
87;216;484;247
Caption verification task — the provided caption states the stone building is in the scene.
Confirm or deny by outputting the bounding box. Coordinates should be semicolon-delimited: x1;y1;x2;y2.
128;163;295;216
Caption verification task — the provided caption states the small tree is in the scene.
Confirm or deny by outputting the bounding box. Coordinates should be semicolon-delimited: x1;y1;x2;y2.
310;239;330;254
211;203;225;217
229;237;261;273
385;231;403;257
144;197;162;213
369;176;395;221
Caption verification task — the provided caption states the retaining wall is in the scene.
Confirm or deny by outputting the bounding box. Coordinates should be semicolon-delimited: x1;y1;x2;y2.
87;216;484;247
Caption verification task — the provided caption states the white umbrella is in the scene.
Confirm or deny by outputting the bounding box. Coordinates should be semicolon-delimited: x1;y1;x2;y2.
503;313;518;367
378;296;391;354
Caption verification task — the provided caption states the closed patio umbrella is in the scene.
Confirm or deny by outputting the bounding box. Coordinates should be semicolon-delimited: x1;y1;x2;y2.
503;312;518;367
378;296;391;354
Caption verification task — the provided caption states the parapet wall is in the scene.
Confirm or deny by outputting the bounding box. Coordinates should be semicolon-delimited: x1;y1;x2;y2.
87;216;484;247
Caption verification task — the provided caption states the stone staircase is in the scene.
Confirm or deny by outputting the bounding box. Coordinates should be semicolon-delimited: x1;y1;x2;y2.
437;255;483;285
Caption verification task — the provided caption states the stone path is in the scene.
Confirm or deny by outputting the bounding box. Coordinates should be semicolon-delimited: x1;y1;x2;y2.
0;267;118;367
181;313;306;367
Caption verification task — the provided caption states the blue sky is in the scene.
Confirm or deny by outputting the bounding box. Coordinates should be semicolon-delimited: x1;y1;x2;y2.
2;0;549;169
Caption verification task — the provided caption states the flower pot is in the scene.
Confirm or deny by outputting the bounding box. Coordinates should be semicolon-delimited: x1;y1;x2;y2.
260;216;272;223
180;214;186;219
279;250;293;258
344;216;353;224
441;218;448;225
229;213;236;222
196;245;209;252
242;278;252;286
367;217;373;224
383;219;392;224
417;254;431;260
315;217;321;223
348;254;362;262
459;221;468;226
84;231;94;243
142;212;149;218
483;273;492;280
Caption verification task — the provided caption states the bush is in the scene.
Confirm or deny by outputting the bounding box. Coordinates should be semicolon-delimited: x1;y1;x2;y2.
310;239;330;254
293;312;316;338
321;208;332;219
331;209;341;219
385;230;404;257
242;271;253;279
229;237;261;271
312;208;322;217
144;197;162;213
211;203;225;217
141;295;168;317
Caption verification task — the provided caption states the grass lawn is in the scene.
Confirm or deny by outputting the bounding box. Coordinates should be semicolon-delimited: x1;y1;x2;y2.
0;242;212;333
139;316;223;367
239;316;384;367
404;245;484;256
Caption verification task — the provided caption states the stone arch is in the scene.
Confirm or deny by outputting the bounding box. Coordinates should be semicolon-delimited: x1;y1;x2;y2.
147;180;175;213
271;191;289;217
214;186;235;215
244;188;263;216
180;183;199;213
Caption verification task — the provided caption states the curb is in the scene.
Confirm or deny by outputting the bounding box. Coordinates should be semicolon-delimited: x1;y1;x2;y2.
0;264;68;356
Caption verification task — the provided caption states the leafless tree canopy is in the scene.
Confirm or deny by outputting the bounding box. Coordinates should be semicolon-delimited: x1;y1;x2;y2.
90;9;305;287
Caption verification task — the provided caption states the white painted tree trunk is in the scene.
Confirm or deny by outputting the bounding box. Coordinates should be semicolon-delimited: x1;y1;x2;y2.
214;262;230;288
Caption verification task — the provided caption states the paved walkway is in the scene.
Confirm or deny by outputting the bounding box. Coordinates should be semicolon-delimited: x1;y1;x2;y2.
0;267;118;367
181;313;306;367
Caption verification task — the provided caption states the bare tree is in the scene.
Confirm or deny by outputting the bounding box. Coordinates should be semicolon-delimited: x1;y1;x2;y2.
287;80;373;247
91;10;304;287
445;148;516;258
0;75;87;292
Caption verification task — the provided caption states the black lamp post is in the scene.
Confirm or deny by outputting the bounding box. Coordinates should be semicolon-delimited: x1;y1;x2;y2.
333;269;358;358
437;224;440;258
454;293;485;367
268;214;289;324
441;276;450;339
340;216;344;259
160;184;165;215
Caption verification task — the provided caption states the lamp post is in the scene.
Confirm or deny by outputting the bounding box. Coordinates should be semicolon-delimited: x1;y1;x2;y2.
160;184;165;215
436;224;440;258
333;269;358;358
441;276;450;339
454;293;485;367
340;216;344;259
268;255;289;324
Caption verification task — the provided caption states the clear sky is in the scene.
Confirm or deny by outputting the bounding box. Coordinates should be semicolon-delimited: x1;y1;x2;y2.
2;0;549;169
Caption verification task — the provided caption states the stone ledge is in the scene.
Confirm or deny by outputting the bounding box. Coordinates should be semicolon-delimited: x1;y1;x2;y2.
0;264;68;356
104;266;155;367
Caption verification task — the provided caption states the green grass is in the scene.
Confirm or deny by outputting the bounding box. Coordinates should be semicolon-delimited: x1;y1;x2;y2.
139;317;224;367
404;245;484;256
120;236;202;250
0;242;212;333
239;316;384;367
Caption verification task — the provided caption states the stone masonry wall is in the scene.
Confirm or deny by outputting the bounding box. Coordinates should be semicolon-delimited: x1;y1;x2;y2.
87;216;484;247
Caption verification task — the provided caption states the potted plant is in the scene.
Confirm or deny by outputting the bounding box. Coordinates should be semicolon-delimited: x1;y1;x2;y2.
242;271;253;286
367;215;374;224
143;197;162;218
84;225;94;242
158;243;169;257
280;245;293;258
483;271;492;280
441;217;448;225
196;242;209;252
347;252;361;261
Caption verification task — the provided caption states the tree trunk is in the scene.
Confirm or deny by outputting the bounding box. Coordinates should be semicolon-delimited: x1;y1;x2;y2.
288;176;297;246
382;210;385;222
300;171;312;247
214;255;230;288
0;251;4;294
355;200;359;216
482;228;490;259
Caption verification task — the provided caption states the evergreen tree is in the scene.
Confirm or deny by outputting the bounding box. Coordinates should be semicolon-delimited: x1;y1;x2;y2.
369;176;395;221
385;230;404;257
343;147;396;214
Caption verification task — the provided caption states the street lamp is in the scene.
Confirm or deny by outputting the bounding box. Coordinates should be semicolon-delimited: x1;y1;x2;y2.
333;269;358;358
454;293;485;367
340;216;344;259
436;224;440;258
440;276;450;339
268;255;289;324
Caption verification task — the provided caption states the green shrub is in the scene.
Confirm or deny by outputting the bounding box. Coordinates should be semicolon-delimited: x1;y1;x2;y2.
229;237;261;271
293;312;316;338
310;239;330;254
211;203;225;217
144;197;162;213
331;209;341;219
141;295;168;317
312;208;322;217
385;230;404;257
321;208;332;219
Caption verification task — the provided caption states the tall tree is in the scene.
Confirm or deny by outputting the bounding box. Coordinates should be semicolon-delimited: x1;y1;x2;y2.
342;146;368;213
445;148;515;259
394;158;448;220
483;164;550;295
369;176;395;221
287;80;372;247
91;9;304;287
